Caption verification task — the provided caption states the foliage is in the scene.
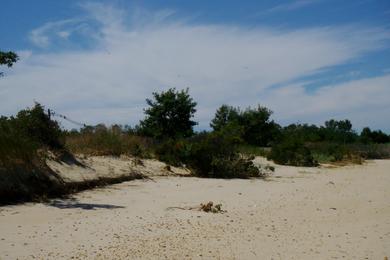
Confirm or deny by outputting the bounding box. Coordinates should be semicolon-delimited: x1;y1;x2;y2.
238;145;270;157
189;131;264;178
154;138;192;166
268;135;318;167
323;119;357;143
210;105;241;131
0;117;39;167
0;51;18;76
14;103;64;149
210;104;280;146
0;103;68;204
0;103;64;167
360;127;390;144
155;129;265;178
138;88;197;139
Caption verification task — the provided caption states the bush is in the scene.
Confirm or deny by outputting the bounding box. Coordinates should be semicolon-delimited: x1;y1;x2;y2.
14;103;64;149
0;103;64;167
0;103;68;204
268;137;318;167
155;130;266;178
154;138;192;166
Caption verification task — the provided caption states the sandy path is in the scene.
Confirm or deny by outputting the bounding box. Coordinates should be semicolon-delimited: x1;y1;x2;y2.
0;160;389;259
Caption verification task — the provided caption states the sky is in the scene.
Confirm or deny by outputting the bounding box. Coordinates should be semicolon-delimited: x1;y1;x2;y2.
1;0;390;132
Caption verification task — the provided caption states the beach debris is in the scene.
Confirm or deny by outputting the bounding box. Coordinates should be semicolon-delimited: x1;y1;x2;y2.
200;201;223;213
166;201;225;213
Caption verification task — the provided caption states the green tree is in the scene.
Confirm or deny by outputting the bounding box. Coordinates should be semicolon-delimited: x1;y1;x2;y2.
323;119;356;143
210;104;280;146
210;105;240;131
138;88;197;139
240;106;279;146
0;51;18;76
360;127;390;144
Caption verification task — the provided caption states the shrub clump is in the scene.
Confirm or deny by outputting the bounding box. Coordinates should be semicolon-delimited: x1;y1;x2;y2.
0;103;67;204
155;130;266;178
268;138;318;167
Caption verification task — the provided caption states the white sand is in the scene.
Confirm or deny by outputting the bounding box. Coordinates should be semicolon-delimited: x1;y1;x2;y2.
0;159;389;259
47;155;190;183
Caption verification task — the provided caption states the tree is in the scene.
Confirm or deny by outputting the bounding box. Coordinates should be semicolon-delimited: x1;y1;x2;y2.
240;106;279;146
360;127;390;144
138;88;197;139
210;105;240;131
360;127;372;144
323;119;356;143
210;104;280;146
0;51;18;76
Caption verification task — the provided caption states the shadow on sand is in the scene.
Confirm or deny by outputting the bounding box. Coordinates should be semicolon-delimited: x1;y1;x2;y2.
47;199;125;210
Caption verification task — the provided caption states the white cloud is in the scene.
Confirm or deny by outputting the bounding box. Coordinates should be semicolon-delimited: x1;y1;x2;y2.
262;75;390;130
2;3;390;131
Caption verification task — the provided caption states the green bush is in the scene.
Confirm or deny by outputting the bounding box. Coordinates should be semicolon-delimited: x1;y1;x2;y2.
191;131;264;178
154;138;192;166
14;103;64;149
268;137;318;167
0;103;64;167
155;130;265;178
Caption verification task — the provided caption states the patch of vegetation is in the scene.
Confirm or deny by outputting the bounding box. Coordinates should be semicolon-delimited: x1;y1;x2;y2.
0;103;67;204
210;104;281;146
137;88;197;139
187;131;264;178
65;125;153;158
238;145;270;157
268;137;318;167
0;50;18;77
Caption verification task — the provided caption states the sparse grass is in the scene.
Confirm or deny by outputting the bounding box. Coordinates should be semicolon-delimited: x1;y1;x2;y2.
312;153;336;164
65;130;154;158
238;145;270;157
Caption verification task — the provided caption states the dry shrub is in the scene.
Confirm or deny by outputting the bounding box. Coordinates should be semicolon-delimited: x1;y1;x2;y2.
65;127;154;158
200;201;224;213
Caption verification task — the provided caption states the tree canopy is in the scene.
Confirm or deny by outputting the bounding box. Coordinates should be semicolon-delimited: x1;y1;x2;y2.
138;88;197;139
0;51;18;76
210;104;280;146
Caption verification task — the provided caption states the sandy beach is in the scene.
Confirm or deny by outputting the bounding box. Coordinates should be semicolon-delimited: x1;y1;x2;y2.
0;158;389;259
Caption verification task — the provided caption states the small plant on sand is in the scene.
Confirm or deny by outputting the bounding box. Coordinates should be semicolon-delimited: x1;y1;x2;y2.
200;201;224;213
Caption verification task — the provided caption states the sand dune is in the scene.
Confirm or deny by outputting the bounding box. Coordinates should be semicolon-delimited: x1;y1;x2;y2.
0;159;389;259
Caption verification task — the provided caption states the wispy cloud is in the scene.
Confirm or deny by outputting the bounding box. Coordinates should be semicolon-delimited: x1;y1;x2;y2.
29;18;84;48
2;3;390;131
260;0;321;15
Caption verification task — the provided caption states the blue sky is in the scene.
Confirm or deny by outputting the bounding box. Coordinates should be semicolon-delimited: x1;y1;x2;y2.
1;0;390;132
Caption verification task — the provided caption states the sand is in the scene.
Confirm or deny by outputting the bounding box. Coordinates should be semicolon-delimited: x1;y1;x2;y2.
0;158;389;259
